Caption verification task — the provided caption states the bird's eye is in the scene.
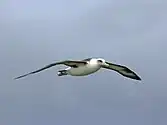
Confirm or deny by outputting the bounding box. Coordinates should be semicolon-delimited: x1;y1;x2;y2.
97;60;103;63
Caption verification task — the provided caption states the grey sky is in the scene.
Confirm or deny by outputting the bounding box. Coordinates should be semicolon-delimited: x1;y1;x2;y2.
1;0;167;125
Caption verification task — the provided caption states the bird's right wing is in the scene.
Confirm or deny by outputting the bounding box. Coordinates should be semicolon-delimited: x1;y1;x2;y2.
102;61;141;80
14;60;87;79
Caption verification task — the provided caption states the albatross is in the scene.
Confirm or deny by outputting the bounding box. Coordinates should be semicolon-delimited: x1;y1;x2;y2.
14;58;141;80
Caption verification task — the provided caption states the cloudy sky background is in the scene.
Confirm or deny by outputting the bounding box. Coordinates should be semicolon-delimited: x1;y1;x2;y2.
1;0;167;125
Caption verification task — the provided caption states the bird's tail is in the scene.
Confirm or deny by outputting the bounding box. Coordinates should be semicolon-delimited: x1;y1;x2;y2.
57;70;68;76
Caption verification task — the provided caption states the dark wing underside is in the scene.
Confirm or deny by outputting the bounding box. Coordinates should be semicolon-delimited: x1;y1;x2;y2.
102;61;141;80
14;60;87;79
62;60;87;67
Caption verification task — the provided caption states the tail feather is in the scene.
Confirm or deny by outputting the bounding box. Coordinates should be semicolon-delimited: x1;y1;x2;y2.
57;70;68;76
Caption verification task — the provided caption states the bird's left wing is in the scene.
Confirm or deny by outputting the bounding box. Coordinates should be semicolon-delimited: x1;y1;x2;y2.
102;61;141;80
14;60;87;79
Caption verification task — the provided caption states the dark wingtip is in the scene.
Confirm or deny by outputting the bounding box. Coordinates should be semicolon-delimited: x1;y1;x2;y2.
134;75;141;81
136;77;142;81
13;74;30;80
14;76;23;80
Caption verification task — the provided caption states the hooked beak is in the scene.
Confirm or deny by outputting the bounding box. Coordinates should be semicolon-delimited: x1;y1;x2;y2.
103;62;109;67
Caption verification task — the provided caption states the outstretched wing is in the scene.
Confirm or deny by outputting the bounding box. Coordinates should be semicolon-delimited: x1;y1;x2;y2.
14;60;87;79
102;61;141;80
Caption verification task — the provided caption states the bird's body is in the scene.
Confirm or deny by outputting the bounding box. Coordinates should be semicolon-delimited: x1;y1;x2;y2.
62;58;101;76
14;58;141;81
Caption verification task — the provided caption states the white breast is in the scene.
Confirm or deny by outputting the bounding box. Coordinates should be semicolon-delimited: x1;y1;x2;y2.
68;59;101;76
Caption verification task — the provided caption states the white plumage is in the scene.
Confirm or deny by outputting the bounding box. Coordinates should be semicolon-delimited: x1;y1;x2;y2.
66;58;102;76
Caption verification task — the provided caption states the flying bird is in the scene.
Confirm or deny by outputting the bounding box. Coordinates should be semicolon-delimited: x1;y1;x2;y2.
14;58;141;80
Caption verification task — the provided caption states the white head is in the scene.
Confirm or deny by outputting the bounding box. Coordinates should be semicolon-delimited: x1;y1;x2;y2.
96;58;106;65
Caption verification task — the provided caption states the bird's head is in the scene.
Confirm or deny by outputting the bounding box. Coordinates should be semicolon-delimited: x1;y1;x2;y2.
96;58;106;65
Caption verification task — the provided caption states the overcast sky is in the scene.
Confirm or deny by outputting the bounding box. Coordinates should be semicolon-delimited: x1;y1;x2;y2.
0;0;167;125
